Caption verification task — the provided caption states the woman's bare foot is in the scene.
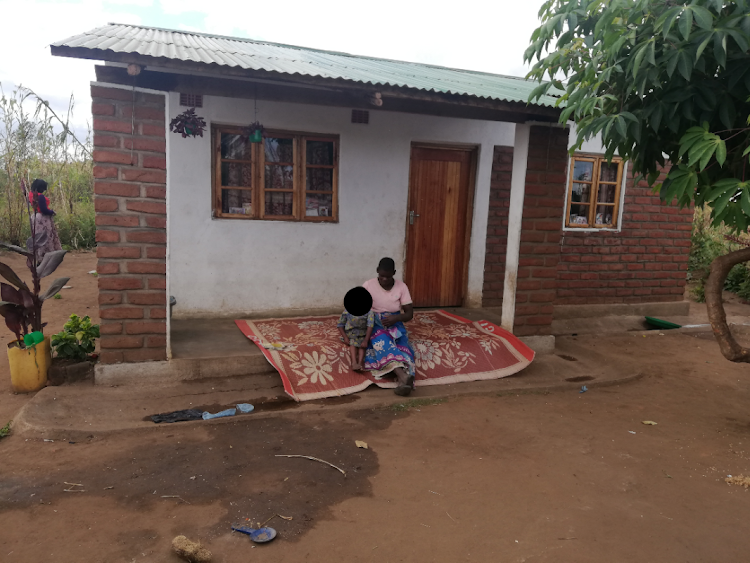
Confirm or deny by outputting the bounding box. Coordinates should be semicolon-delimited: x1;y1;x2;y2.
352;361;361;371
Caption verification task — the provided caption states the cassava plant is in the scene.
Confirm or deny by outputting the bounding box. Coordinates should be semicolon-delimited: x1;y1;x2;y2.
0;178;69;346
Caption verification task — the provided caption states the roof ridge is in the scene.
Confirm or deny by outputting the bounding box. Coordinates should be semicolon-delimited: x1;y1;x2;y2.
104;22;530;83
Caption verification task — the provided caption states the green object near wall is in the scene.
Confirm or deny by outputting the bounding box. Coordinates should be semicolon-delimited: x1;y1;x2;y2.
644;317;682;330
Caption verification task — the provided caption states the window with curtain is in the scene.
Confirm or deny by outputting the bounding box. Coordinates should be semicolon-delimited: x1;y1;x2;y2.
565;155;624;229
213;126;338;222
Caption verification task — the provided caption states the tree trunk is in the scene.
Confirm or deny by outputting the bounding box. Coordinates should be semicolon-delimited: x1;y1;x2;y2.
705;248;750;363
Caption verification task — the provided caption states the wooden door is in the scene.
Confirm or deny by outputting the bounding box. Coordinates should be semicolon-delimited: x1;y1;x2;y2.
405;146;474;307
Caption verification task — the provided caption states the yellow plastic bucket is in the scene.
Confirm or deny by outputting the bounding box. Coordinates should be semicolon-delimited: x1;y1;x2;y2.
8;336;50;393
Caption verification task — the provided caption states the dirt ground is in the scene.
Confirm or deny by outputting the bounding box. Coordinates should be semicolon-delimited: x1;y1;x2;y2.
2;254;750;562
0;251;99;425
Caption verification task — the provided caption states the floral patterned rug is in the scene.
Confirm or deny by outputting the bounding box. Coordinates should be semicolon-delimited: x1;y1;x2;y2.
235;310;535;402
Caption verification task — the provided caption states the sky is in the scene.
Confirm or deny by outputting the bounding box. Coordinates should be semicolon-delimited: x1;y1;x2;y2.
0;0;545;134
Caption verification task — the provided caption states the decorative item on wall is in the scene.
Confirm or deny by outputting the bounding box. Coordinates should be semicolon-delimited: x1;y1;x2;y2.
169;108;207;138
244;121;264;143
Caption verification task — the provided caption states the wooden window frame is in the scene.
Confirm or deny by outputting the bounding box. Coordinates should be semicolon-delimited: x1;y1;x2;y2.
212;125;339;222
565;154;624;229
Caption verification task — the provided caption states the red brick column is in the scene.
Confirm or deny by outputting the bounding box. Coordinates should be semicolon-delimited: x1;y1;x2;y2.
514;126;569;336
91;85;167;364
482;146;514;308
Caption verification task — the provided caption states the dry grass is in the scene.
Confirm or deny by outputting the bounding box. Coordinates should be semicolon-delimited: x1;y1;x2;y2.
724;475;750;488
171;535;212;563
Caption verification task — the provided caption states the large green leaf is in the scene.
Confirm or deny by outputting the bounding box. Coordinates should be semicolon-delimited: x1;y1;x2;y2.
714;32;728;67
657;6;683;37
678;8;693;41
676;50;693;80
715;139;727;167
692;6;714;30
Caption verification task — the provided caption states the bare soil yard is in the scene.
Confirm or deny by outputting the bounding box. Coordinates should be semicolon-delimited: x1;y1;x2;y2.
1;252;750;562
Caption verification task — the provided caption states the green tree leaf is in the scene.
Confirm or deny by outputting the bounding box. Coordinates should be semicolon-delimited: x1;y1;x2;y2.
692;6;713;30
677;50;693;81
715;139;727;167
657;6;683;37
678;8;693;41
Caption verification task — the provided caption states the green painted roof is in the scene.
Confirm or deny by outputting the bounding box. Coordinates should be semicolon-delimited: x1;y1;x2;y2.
53;23;560;107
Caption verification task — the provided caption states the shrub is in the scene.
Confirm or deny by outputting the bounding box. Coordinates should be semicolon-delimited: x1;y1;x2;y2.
51;314;99;361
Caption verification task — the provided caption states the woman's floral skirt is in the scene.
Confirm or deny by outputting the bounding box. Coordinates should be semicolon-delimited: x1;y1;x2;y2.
363;312;415;379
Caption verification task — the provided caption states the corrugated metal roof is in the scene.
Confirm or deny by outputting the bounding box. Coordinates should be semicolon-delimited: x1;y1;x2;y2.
52;24;560;108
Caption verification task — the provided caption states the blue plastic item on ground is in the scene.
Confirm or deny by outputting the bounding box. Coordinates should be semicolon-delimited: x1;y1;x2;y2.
202;408;236;420
580;385;588;393
201;404;255;420
231;525;277;543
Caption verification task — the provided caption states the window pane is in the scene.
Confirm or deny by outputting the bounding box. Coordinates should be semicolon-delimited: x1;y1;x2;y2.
221;189;252;215
264;137;294;163
570;182;591;203
265;165;294;191
221;133;252;160
569;204;590;225
573;160;594;182
265;191;294;216
595;205;615;226
600;161;619;182
598;183;617;204
305;193;333;217
306;168;333;191
306;141;334;165
221;162;252;187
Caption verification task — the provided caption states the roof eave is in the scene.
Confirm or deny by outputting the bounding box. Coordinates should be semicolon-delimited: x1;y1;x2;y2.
51;44;562;120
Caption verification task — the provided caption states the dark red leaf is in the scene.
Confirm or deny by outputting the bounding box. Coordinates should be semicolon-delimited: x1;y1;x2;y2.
1;283;23;306
4;309;23;341
19;288;34;309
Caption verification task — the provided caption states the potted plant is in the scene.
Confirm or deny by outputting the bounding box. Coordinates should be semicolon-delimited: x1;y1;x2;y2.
169;108;207;138
245;121;264;143
48;314;99;386
0;180;69;393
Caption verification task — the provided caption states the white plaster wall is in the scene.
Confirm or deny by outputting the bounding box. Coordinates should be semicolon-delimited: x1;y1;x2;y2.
167;93;514;318
568;123;616;155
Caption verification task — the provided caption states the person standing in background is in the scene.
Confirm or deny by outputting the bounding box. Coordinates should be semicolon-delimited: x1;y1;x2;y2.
29;179;62;259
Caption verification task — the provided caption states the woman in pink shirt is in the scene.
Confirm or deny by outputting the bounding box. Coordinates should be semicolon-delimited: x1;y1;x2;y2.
362;257;416;396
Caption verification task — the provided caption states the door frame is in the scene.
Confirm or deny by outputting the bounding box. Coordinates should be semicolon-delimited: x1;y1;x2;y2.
403;142;479;308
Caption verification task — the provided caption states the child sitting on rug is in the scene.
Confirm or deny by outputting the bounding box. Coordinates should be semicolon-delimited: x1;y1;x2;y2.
337;287;375;371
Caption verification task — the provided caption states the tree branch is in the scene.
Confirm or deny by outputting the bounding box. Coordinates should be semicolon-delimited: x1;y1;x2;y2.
705;247;750;363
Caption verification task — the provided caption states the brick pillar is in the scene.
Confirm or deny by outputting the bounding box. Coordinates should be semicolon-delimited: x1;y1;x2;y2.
91;85;167;364
513;126;569;336
482;146;514;308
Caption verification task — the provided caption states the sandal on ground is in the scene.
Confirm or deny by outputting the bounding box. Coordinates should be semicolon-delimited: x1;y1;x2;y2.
393;375;415;396
394;385;412;396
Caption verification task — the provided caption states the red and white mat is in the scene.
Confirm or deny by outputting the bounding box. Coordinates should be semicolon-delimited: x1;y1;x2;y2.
235;310;534;402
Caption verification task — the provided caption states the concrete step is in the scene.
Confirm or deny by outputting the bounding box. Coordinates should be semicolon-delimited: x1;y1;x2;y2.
95;354;276;386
